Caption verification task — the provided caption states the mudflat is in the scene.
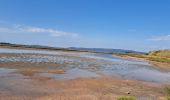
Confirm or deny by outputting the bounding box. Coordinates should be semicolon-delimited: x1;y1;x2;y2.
0;74;165;100
0;51;170;100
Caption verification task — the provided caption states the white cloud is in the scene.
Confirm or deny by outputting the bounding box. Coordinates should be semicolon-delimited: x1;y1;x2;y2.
148;35;170;41
0;24;78;38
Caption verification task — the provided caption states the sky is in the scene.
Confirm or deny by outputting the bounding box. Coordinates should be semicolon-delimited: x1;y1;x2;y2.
0;0;170;52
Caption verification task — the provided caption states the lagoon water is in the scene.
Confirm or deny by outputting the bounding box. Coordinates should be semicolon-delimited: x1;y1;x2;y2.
0;48;170;83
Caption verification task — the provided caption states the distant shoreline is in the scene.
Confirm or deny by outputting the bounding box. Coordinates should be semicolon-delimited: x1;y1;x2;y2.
0;42;144;55
0;43;89;53
1;42;170;65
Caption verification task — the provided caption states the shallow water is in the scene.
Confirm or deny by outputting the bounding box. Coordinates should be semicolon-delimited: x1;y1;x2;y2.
0;48;170;83
36;68;99;80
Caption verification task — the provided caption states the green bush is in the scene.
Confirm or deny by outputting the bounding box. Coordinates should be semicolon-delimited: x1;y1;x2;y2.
149;50;170;58
117;96;136;100
167;96;170;100
165;87;170;96
164;87;170;100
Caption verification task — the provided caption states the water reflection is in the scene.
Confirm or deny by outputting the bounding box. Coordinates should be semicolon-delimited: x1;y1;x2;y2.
0;48;170;83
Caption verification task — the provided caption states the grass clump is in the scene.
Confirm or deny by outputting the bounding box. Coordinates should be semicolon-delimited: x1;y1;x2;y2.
147;56;170;63
164;87;170;100
122;50;170;64
166;97;170;100
117;96;136;100
164;87;170;96
149;50;170;58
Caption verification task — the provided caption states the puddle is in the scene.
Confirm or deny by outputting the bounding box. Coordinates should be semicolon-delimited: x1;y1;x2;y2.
0;68;25;81
36;68;99;80
0;68;16;75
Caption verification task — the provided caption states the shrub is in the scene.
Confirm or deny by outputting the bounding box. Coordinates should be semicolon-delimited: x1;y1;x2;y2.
164;87;170;100
167;96;170;100
164;87;170;96
117;96;136;100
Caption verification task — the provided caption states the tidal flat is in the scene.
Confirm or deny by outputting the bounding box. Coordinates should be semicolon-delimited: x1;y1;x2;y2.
0;48;170;100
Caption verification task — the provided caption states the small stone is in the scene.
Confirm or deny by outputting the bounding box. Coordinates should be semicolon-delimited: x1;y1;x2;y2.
126;91;131;94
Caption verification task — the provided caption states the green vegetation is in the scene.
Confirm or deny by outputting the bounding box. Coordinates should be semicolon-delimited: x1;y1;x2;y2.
147;50;170;63
147;56;170;63
164;87;170;100
164;87;170;96
117;96;136;100
167;97;170;100
149;50;170;58
121;50;170;64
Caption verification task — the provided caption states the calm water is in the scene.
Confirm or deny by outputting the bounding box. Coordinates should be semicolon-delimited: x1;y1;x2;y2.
0;48;170;83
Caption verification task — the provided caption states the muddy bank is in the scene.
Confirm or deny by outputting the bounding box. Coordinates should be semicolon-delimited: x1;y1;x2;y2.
0;72;167;100
113;55;147;61
115;55;170;69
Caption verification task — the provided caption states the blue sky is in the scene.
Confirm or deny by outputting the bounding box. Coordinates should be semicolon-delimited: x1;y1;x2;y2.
0;0;170;52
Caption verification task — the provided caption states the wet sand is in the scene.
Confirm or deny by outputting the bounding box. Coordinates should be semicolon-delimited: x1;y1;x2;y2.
0;70;166;100
0;52;170;100
113;55;147;61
